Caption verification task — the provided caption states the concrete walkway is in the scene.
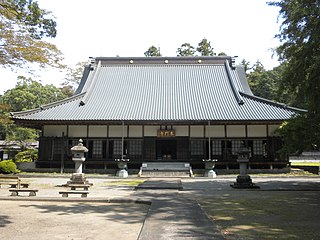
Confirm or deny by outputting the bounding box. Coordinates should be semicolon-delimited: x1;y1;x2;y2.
135;179;224;240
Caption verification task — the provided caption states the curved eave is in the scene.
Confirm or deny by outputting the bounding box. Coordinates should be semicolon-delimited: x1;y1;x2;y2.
11;92;86;119
240;92;307;114
13;119;287;130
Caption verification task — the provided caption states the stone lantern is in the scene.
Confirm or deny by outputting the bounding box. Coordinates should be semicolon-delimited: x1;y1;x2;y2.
231;144;259;189
203;159;218;178
69;139;89;184
115;158;130;178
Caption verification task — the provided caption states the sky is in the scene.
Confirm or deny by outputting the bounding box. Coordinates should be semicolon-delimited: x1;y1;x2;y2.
0;0;283;94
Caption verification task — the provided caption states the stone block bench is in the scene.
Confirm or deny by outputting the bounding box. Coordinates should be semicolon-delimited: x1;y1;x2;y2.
0;176;29;189
59;190;89;198
9;189;38;196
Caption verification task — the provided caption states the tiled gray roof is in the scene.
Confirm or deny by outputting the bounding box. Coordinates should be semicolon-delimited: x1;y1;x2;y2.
12;57;304;123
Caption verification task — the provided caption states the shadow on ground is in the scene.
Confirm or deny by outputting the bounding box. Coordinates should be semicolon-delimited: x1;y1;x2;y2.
20;202;149;224
181;179;320;240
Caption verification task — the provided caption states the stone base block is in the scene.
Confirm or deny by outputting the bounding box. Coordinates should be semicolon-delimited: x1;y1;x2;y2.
204;170;216;178
67;173;90;185
117;169;128;178
230;175;260;189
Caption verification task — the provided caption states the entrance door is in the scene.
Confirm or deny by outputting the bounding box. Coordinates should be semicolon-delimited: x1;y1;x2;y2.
156;140;177;161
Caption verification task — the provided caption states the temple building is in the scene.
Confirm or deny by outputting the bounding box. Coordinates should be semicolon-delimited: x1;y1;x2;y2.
11;56;304;173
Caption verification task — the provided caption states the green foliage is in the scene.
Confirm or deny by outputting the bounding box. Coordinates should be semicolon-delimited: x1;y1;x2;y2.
144;46;161;57
177;43;196;56
6;126;38;143
63;61;87;86
196;38;215;56
247;61;278;101
0;103;12;139
247;61;301;108
268;0;320;152
0;76;68;141
15;149;38;162
0;0;57;39
276;114;320;154
0;160;19;174
0;76;69;112
240;59;252;73
0;0;63;68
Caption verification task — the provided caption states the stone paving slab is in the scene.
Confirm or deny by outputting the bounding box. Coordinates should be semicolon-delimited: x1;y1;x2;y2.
135;178;182;190
135;179;225;240
138;197;224;240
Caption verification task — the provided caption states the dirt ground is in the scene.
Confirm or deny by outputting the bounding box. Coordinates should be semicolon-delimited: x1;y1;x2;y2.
185;177;320;240
1;175;320;240
0;200;149;240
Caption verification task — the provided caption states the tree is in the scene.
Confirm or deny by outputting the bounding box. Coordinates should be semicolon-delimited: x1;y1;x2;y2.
268;0;320;152
144;46;161;57
240;59;251;73
0;0;63;69
0;76;69;142
0;76;68;112
177;43;196;56
0;103;11;139
62;61;87;94
217;52;227;56
247;61;297;106
196;38;215;56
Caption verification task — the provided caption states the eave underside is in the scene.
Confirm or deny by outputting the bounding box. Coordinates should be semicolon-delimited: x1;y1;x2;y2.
15;119;285;129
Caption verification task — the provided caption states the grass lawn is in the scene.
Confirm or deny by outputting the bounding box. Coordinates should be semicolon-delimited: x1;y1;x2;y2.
102;179;146;186
198;191;320;240
290;162;320;167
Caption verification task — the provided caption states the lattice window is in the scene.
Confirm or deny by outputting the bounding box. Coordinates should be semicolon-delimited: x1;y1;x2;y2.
129;140;142;155
212;140;222;155
92;140;102;158
231;140;243;155
113;140;122;155
253;140;264;155
53;140;63;153
190;140;205;155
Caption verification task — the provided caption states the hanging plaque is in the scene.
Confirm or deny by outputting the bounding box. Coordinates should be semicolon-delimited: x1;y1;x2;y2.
157;130;176;138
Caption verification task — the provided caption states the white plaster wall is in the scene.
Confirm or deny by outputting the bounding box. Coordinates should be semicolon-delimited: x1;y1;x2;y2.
109;125;128;137
205;125;225;138
68;125;87;138
190;126;204;138
268;124;280;136
144;126;158;136
88;125;107;137
43;125;67;137
129;126;143;137
226;125;246;137
174;126;189;136
247;125;267;137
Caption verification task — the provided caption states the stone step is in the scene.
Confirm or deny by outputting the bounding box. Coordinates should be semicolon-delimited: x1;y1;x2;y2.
141;171;191;177
139;162;193;177
141;162;191;170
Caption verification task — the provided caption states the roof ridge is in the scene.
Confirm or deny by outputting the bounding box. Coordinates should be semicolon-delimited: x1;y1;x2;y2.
80;60;102;106
224;60;244;105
